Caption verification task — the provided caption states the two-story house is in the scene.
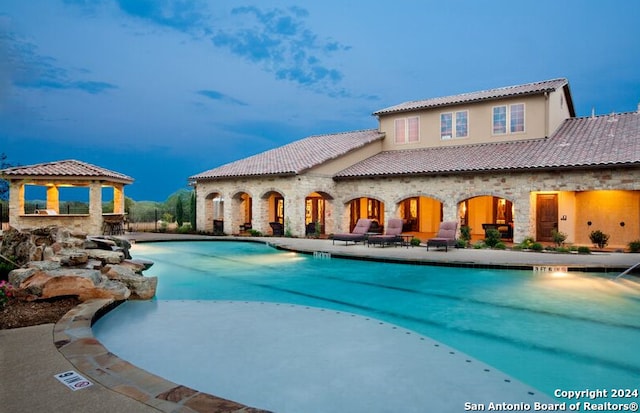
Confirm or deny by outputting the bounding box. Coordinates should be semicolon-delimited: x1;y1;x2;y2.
190;78;640;248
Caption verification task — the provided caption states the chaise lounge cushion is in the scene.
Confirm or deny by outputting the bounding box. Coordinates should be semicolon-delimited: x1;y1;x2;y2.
332;219;372;245
426;221;458;251
368;218;404;247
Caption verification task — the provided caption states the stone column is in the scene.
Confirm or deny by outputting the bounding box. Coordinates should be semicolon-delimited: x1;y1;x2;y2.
112;183;124;214
46;185;60;213
89;181;103;234
9;181;23;227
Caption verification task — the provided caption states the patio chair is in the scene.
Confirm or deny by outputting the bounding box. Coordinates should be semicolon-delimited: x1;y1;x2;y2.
426;221;458;251
269;222;284;236
332;219;372;245
368;218;405;247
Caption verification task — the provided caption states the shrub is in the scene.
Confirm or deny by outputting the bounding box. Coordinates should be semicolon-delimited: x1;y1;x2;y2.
531;242;544;252
556;247;570;253
494;242;507;250
248;229;262;237
484;228;502;248
410;237;421;247
551;229;567;247
519;236;535;250
176;224;191;234
628;240;640;253
455;239;467;249
0;280;13;308
460;226;472;245
0;258;16;281
578;246;591;254
589;230;610;249
473;241;485;249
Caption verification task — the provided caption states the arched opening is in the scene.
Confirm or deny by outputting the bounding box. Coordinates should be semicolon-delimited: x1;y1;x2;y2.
232;192;253;234
262;190;285;236
459;195;513;241
396;196;442;236
205;192;224;234
305;192;326;236
346;197;384;233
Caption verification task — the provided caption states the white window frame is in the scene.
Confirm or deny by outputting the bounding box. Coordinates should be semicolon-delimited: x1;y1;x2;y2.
492;103;525;135
440;110;468;140
395;116;420;144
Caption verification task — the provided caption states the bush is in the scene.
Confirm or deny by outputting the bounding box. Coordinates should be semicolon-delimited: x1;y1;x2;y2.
248;229;263;237
519;236;535;250
494;242;507;250
410;237;421;247
551;229;567;247
176;224;192;234
455;239;467;249
531;242;544;252
628;240;640;253
460;226;472;245
473;241;485;249
589;230;610;249
578;246;591;254
484;229;502;248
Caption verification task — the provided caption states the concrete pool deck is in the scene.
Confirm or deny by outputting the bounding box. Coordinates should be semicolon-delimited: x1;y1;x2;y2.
3;233;639;413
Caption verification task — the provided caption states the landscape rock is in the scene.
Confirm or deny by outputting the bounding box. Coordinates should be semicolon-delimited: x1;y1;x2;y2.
3;225;155;302
87;249;125;265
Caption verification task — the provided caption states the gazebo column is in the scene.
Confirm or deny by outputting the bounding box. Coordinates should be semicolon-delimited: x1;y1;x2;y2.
9;181;24;224
89;181;103;234
112;183;125;214
46;185;60;213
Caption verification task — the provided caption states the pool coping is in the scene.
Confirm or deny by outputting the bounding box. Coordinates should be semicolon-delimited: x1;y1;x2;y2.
54;298;271;413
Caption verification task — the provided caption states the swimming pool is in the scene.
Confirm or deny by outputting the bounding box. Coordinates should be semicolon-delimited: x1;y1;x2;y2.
94;241;640;406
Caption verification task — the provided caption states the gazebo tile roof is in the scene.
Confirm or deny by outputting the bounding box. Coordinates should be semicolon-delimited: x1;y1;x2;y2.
0;159;134;182
190;129;384;180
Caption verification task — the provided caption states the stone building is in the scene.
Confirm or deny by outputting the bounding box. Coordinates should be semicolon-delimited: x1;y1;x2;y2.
190;78;640;248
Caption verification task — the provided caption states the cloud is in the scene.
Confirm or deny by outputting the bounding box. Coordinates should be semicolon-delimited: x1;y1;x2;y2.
212;6;350;93
196;89;247;106
114;0;209;33
2;27;117;95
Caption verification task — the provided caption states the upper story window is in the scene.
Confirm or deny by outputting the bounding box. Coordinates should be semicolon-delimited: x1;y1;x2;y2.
492;103;525;135
440;111;468;140
395;117;420;144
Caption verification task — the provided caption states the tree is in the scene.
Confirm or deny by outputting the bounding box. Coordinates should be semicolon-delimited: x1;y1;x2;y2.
190;191;196;229
0;153;15;201
176;196;184;227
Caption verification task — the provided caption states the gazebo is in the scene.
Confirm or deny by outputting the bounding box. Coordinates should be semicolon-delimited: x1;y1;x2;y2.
0;159;134;235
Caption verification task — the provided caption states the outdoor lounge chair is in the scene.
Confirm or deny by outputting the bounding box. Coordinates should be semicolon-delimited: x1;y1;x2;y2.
332;218;372;245
269;222;284;236
368;218;404;247
426;221;458;251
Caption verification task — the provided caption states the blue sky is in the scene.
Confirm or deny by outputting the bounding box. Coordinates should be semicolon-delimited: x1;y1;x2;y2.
1;0;639;201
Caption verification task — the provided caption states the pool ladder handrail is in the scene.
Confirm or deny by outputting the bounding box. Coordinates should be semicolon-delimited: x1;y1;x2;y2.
615;262;640;280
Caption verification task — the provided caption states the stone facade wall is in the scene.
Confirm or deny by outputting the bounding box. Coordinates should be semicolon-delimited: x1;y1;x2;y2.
195;167;640;245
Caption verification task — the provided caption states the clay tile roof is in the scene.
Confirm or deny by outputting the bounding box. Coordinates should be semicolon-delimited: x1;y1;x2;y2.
373;78;571;116
190;129;384;180
0;159;134;183
335;112;640;179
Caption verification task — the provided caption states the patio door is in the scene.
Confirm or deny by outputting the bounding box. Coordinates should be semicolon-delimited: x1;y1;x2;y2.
305;197;325;234
536;194;557;242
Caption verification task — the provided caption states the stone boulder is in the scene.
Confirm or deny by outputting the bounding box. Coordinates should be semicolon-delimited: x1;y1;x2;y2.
102;264;158;300
86;249;125;265
3;225;156;303
9;268;130;301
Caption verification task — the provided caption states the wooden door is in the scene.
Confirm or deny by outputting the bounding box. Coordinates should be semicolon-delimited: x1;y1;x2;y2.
536;194;558;242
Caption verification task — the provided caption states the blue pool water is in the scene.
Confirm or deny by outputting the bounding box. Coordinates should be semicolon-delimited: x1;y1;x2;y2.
95;241;640;400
